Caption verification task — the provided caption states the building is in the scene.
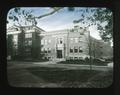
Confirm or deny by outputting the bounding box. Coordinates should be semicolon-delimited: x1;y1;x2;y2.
7;25;113;61
7;25;45;60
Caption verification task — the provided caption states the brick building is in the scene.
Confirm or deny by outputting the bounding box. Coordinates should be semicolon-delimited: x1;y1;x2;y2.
7;25;113;61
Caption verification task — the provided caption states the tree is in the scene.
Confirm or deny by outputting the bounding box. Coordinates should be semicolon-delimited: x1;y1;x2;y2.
72;8;113;42
8;7;113;42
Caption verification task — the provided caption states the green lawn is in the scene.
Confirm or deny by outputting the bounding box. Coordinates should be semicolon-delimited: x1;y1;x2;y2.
27;67;113;88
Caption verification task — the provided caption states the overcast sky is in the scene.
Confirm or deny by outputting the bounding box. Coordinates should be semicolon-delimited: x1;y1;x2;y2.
7;7;102;40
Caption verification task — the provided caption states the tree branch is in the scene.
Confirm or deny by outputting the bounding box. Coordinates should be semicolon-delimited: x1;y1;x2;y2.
34;7;63;19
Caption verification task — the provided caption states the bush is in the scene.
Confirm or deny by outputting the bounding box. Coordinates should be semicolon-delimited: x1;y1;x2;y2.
58;58;108;66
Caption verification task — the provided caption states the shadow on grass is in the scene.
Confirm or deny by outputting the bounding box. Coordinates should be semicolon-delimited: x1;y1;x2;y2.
26;67;112;87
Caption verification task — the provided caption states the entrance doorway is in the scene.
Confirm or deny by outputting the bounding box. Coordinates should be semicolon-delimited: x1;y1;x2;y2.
57;50;62;58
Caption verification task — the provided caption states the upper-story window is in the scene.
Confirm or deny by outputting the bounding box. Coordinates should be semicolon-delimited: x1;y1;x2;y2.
48;48;51;53
75;38;78;43
45;39;47;45
41;39;44;45
25;33;32;38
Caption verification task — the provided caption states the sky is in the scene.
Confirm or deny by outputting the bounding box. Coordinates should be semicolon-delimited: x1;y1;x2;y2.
7;7;103;40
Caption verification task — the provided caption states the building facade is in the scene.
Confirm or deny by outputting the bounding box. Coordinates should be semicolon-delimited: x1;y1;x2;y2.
40;26;113;61
7;25;113;61
7;25;45;60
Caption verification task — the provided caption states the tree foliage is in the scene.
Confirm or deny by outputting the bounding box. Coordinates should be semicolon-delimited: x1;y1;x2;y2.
72;8;113;42
8;7;36;26
8;7;113;42
8;7;63;26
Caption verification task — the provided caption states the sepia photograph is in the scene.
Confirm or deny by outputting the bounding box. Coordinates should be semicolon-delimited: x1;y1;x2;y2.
7;7;113;88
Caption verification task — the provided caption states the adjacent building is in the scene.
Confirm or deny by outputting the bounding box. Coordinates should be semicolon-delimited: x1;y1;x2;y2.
7;25;45;60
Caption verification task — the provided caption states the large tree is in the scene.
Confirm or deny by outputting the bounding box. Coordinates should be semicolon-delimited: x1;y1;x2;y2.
8;7;113;41
72;7;113;42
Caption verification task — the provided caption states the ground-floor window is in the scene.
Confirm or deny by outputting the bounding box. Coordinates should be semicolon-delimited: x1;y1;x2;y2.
70;57;73;60
70;48;73;53
74;57;78;60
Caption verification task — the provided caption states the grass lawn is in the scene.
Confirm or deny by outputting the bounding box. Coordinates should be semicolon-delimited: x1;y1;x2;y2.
26;67;113;88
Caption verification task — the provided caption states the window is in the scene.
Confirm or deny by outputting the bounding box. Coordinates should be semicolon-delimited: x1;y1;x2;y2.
28;40;32;45
44;50;47;53
41;48;44;52
45;40;47;45
48;39;51;44
44;48;47;53
79;57;83;59
28;27;32;30
74;47;78;53
41;40;44;45
25;33;32;38
60;38;63;44
79;47;83;53
14;44;18;49
70;57;73;60
25;48;31;52
25;40;32;46
70;38;73;42
48;57;51;59
48;48;51;53
74;38;78;43
80;32;84;35
60;40;62;44
74;57;78;60
70;48;73;53
15;28;18;31
79;50;83;53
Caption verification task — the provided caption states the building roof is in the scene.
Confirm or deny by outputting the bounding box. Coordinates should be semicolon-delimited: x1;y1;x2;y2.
7;25;45;35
